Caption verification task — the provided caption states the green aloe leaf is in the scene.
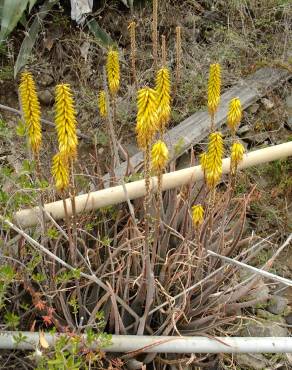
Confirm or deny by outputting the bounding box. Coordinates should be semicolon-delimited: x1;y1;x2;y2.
28;0;38;12
0;0;29;41
87;18;113;48
14;0;58;77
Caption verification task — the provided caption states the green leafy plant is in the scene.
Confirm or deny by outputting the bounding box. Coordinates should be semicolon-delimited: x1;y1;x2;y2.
0;265;15;309
4;312;20;329
0;0;38;41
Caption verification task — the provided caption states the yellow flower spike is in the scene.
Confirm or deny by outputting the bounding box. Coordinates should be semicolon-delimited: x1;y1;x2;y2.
151;140;169;171
55;83;78;158
200;152;208;171
98;90;107;118
155;67;171;132
206;131;224;187
19;71;42;154
106;47;120;95
207;63;221;116
136;87;158;150
192;204;204;227
231;141;245;167
51;152;69;191
227;97;242;133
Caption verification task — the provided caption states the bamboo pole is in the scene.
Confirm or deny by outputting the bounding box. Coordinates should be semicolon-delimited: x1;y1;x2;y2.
0;332;291;353
13;142;292;228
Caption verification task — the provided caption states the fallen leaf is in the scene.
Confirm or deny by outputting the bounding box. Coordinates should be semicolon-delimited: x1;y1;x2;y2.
39;330;49;349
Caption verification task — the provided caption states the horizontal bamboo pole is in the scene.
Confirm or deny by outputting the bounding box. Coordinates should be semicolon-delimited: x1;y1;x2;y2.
0;332;291;353
14;142;292;228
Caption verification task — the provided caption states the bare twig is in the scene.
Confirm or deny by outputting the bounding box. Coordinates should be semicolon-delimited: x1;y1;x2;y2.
0;103;90;141
207;233;292;286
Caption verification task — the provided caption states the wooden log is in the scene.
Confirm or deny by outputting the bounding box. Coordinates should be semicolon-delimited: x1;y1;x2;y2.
105;67;291;184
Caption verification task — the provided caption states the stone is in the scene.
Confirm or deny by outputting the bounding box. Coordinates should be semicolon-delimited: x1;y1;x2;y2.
285;94;292;130
234;353;269;370
285;313;292;325
243;131;270;145
248;103;260;114
124;142;139;157
241;316;288;337
267;295;289;315
39;73;54;87
237;124;250;136
38;89;54;106
176;151;191;170
261;97;274;110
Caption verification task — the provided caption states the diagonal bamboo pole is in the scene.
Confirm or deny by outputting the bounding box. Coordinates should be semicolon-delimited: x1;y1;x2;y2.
14;141;292;228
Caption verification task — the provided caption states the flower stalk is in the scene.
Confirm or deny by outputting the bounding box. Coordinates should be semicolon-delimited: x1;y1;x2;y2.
54;83;78;256
175;26;182;90
19;71;46;233
151;140;169;267
152;0;158;68
128;21;137;88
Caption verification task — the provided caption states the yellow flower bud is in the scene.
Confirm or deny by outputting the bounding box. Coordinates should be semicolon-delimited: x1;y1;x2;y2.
192;204;204;227
55;83;78;159
19;71;42;154
227;98;242;133
51;153;69;191
106;47;120;95
136;87;158;150
207;63;221;115
231;141;245;167
155;67;171;131
206;131;224;187
98;90;107;118
200;152;208;171
151;140;169;171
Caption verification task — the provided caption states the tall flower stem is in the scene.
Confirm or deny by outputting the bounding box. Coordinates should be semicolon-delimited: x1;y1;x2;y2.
150;140;168;268
34;152;46;236
137;143;154;334
175;26;182;92
103;69;120;168
161;35;166;66
62;195;74;262
152;0;158;69
69;159;77;264
129;21;137;88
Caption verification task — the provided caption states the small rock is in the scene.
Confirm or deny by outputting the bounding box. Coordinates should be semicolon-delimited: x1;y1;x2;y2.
38;89;54;106
39;73;54;87
248;103;260;114
124;142;139;157
285;95;292;130
268;295;289;315
285;94;292;110
261;97;274;110
243;131;270;145
235;353;268;370
242;316;288;337
285;313;292;325
237;125;250;136
176;151;191;170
